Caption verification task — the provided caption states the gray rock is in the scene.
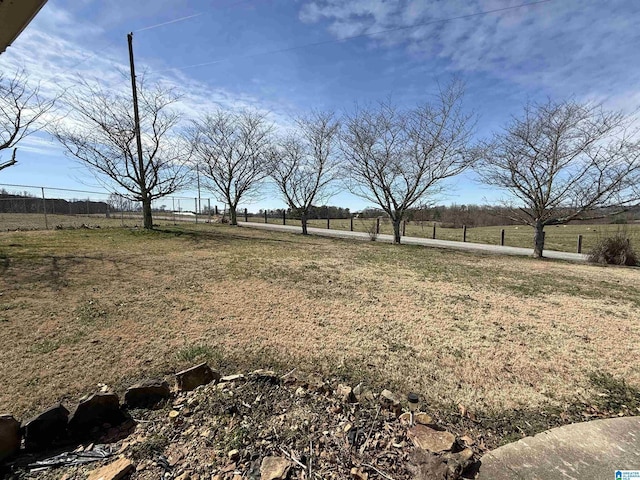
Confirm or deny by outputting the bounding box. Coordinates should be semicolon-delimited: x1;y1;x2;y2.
0;415;20;461
124;379;170;408
379;389;402;415
22;404;69;451
68;392;123;434
260;456;290;480
175;363;219;391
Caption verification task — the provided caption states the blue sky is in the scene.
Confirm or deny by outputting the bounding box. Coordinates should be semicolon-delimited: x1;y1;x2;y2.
1;0;640;212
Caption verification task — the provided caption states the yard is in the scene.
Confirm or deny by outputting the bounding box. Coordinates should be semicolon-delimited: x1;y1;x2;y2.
1;224;639;446
246;216;640;253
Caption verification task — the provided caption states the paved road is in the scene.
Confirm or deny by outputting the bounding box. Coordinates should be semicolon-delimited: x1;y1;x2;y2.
238;221;588;262
477;416;640;480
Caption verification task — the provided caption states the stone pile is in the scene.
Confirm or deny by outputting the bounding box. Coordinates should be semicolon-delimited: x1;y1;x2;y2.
1;364;480;480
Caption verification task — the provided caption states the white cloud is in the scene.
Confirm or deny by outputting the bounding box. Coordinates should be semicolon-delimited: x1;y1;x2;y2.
0;3;294;135
298;0;640;109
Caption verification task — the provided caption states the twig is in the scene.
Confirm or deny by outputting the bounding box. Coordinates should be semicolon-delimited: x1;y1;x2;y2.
279;446;307;471
309;439;313;478
362;463;395;480
281;367;297;379
359;405;381;454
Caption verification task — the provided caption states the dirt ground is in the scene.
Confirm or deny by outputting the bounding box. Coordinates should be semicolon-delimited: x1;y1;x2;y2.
1;224;639;445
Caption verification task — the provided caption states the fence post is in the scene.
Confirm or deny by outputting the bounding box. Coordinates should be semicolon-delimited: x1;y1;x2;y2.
244;208;248;222
41;187;48;230
501;229;505;246
376;218;380;234
215;205;219;215
577;234;583;254
264;210;268;224
172;197;176;225
463;225;467;242
195;198;198;224
402;220;406;237
327;217;330;229
350;215;354;232
432;222;436;239
282;210;286;225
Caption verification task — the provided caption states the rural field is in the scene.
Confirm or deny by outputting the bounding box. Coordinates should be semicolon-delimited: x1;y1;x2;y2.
1;223;640;446
248;215;640;253
3;212;639;254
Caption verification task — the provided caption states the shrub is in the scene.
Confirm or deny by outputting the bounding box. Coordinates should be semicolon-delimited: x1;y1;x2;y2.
588;233;638;266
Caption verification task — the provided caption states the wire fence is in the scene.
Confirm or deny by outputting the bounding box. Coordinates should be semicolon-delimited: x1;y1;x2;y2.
0;184;222;231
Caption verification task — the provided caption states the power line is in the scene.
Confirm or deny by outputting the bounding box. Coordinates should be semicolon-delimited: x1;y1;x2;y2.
135;13;204;33
0;183;109;195
157;0;553;74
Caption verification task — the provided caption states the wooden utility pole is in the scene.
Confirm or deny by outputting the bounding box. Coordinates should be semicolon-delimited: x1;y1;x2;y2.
127;32;150;229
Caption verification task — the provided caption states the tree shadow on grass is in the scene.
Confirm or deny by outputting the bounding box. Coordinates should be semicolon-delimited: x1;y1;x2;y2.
153;226;308;247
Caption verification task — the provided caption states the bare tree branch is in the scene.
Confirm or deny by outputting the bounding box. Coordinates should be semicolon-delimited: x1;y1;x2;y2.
52;77;191;229
476;99;640;257
0;70;57;172
269;111;340;235
340;80;476;243
189;109;273;225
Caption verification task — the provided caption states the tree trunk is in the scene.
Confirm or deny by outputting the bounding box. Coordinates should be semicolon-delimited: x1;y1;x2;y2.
392;217;402;244
301;212;308;235
229;204;238;226
142;196;153;230
533;220;545;258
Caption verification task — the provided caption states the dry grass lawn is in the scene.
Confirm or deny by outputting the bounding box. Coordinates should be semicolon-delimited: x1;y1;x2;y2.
1;224;639;434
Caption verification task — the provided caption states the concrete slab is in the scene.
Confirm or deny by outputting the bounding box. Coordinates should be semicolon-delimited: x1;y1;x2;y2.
477;417;640;480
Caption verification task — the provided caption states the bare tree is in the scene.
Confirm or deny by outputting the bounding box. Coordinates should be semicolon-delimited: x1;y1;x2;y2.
1;70;56;171
107;192;134;212
53;79;190;229
476;99;640;257
341;82;476;244
189;110;272;225
269;112;340;235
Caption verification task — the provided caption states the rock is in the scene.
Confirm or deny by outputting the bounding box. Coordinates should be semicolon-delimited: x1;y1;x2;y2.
68;392;124;434
260;456;290;480
409;448;476;480
220;374;245;383
22;404;69;451
124;379;170;408
87;457;134;480
415;412;433;425
0;415;20;461
336;384;356;403
87;458;133;480
169;410;180;420
350;467;369;479
295;386;307;397
352;383;364;396
175;363;219;391
399;412;433;425
379;389;401;415
228;449;240;461
407;425;456;453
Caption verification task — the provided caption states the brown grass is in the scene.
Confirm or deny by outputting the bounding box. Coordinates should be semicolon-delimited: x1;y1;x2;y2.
1;224;639;426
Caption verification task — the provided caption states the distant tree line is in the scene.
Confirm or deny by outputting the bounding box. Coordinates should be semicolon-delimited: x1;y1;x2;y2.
0;190;109;214
257;205;351;219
